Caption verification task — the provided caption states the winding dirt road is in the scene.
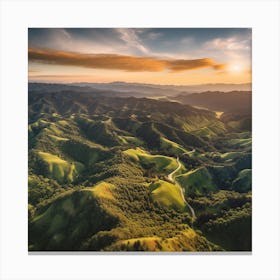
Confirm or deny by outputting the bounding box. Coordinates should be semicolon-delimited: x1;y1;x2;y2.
167;157;182;182
168;156;196;223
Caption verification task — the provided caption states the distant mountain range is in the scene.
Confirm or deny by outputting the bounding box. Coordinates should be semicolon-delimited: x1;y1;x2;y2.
29;82;252;100
174;91;252;114
71;81;252;95
29;82;252;117
29;82;157;99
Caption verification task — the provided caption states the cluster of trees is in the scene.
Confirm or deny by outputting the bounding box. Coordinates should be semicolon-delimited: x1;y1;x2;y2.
189;190;251;251
136;122;161;149
29;190;120;251
28;90;252;251
76;117;120;147
180;153;202;169
202;203;251;251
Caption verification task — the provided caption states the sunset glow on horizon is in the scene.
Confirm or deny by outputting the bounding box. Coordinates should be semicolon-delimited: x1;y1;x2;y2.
28;28;252;85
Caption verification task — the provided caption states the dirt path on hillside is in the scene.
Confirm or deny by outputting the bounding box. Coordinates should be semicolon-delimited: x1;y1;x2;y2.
167;157;196;223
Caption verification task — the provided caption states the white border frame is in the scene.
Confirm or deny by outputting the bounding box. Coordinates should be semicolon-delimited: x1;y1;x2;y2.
1;0;280;279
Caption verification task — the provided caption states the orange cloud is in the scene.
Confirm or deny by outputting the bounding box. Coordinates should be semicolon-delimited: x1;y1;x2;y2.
29;48;226;72
212;63;227;71
167;58;226;72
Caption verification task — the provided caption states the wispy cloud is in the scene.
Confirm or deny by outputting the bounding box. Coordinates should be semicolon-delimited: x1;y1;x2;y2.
146;31;163;40
116;28;149;54
29;48;226;72
204;36;251;51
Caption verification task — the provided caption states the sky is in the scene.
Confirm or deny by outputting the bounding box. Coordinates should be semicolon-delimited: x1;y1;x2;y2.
28;28;252;85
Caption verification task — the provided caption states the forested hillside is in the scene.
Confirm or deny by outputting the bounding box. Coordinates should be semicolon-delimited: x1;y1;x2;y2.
28;84;252;251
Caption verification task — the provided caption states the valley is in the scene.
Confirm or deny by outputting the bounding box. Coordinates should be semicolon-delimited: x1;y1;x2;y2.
28;83;252;251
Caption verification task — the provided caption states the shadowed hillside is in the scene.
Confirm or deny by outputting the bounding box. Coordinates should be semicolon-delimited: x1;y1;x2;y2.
28;84;252;251
174;91;252;114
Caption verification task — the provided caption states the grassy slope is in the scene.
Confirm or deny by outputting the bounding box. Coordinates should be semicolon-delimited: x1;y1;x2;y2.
232;169;252;192
29;183;119;250
226;138;252;149
221;151;244;160
160;137;187;154
38;151;84;183
48;134;69;142
176;167;217;195
119;135;144;146
107;228;220;251
149;180;185;210
28;92;252;251
90;182;116;200
124;148;178;173
191;121;226;138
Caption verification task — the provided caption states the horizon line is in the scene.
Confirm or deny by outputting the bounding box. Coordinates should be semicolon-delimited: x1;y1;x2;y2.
28;80;252;87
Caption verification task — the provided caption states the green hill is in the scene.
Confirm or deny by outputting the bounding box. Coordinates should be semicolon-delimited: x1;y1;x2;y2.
37;151;84;183
124;148;178;173
61;140;109;166
107;228;221;251
176;167;217;196
76;117;121;147
28;85;252;251
149;180;185;210
160;137;187;154
29;186;119;250
232;169;252;192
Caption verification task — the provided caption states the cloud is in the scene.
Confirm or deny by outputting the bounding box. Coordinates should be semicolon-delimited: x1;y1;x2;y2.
29;28;136;56
212;63;227;71
204;37;251;51
146;31;163;40
166;58;226;72
116;28;149;54
29;48;164;71
28;48;226;72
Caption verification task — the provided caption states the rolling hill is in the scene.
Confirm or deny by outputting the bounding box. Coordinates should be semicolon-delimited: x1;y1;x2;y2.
28;83;252;251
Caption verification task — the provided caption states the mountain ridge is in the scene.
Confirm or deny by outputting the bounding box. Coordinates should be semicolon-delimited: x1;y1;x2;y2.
28;83;252;251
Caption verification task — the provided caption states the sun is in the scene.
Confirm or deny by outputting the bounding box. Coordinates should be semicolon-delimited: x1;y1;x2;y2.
228;64;242;73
